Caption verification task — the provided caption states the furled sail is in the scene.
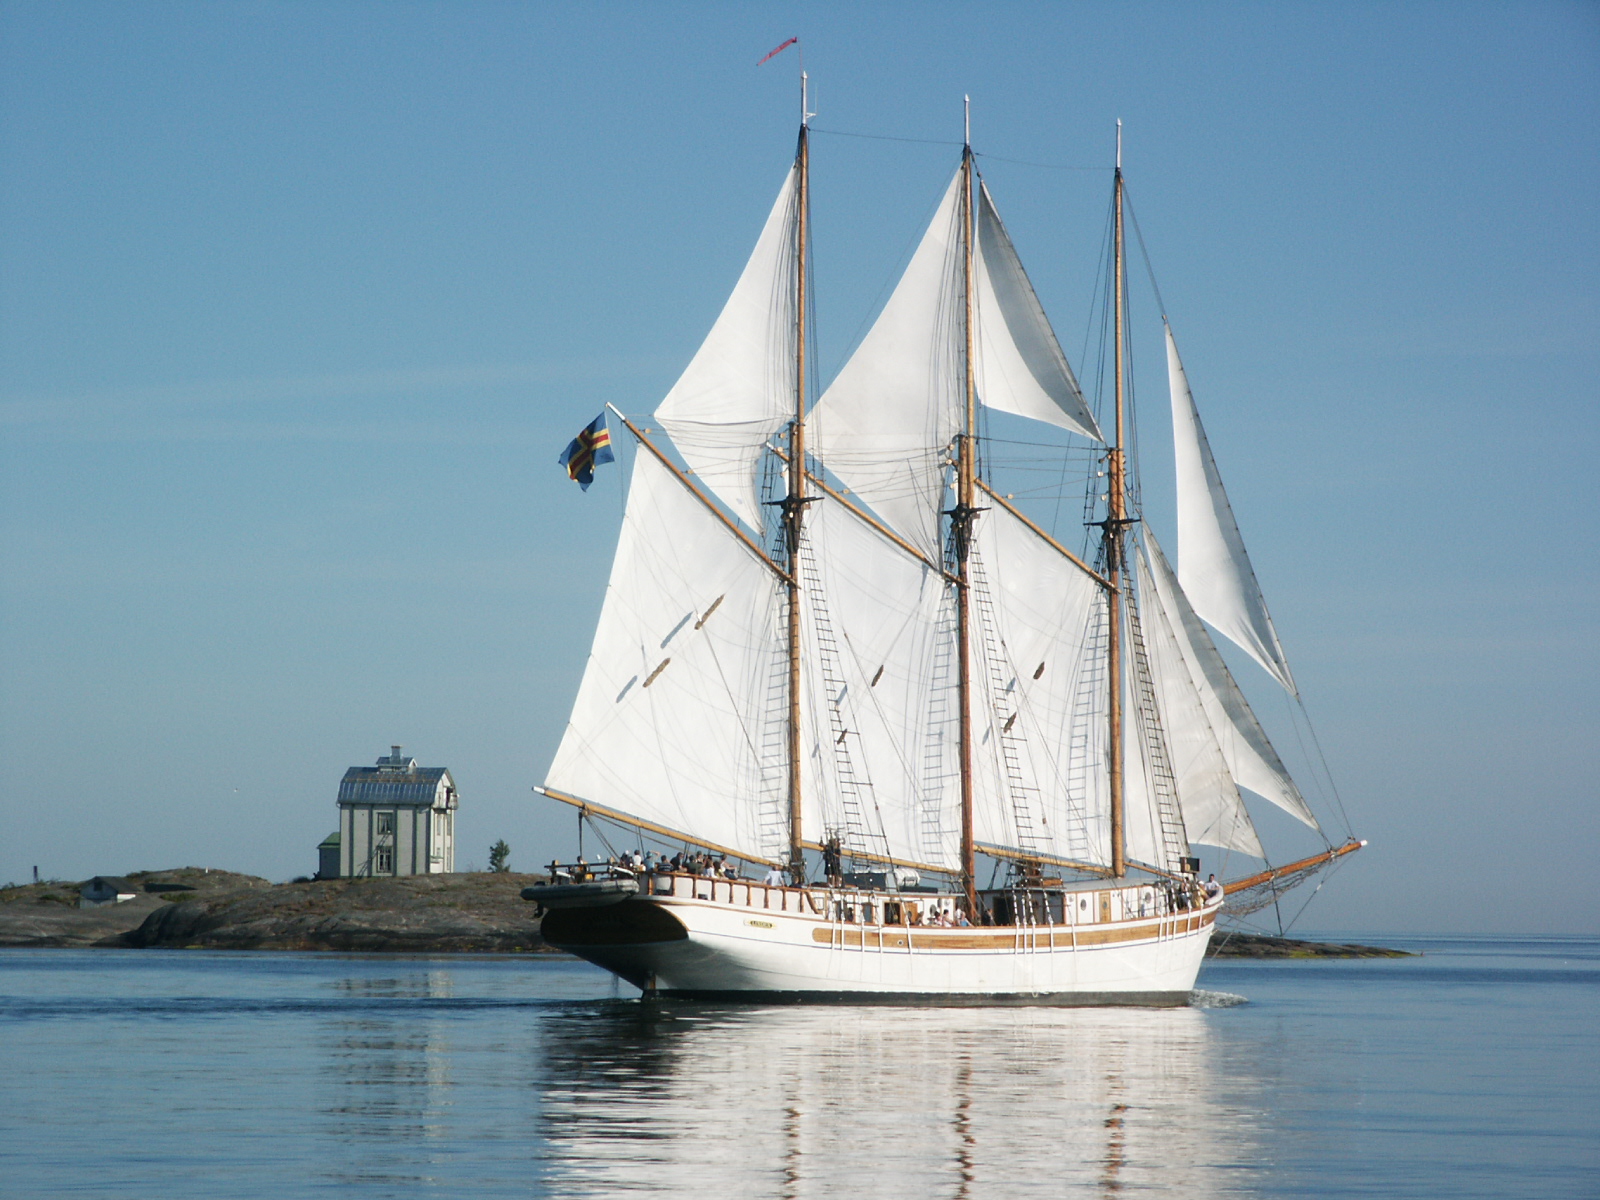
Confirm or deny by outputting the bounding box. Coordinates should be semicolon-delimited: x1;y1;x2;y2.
1142;531;1320;832
798;497;962;872
808;168;966;561
1167;323;1297;694
545;451;788;861
974;182;1102;441
1135;543;1265;856
966;504;1113;869
653;166;800;530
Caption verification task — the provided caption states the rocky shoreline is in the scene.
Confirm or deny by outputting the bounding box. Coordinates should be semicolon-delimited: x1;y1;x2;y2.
1207;931;1413;958
0;869;553;953
2;869;1408;958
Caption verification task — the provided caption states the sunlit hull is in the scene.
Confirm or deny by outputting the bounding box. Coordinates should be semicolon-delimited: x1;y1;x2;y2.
540;874;1219;1005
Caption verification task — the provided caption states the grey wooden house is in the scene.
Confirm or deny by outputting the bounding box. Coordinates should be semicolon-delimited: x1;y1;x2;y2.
336;746;457;878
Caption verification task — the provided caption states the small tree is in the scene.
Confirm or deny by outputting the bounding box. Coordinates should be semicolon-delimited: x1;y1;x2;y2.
488;840;511;873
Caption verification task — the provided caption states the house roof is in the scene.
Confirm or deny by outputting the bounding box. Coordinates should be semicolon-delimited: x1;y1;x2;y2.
338;766;454;808
80;876;138;896
318;831;341;849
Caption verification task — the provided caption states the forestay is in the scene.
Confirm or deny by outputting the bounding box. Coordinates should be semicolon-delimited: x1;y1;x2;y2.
654;166;800;531
1167;323;1297;694
546;452;787;862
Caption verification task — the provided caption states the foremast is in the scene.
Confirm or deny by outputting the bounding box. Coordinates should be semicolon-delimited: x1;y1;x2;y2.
782;79;812;884
1105;121;1129;879
953;101;980;916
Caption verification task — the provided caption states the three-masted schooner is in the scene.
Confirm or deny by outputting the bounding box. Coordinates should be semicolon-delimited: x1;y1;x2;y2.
529;93;1362;1003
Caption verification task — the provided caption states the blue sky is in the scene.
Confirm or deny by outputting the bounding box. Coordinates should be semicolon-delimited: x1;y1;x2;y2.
2;1;1595;933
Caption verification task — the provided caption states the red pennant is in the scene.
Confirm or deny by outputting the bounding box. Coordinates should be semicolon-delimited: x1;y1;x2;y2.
757;37;798;66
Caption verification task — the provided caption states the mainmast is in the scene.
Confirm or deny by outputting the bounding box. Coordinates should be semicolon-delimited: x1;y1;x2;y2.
954;98;979;915
783;75;812;883
1106;121;1128;878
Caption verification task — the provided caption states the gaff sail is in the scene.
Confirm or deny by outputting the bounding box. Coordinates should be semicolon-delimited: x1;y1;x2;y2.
546;451;788;862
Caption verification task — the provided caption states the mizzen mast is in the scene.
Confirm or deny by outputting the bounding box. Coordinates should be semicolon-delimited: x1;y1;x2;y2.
1106;120;1129;879
783;74;813;883
954;96;980;915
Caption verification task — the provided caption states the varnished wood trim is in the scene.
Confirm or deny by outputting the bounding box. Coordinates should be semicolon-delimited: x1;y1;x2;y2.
811;909;1212;951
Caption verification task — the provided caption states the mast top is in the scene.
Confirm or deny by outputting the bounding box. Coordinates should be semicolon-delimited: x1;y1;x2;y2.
802;70;813;128
964;94;971;149
1116;118;1122;171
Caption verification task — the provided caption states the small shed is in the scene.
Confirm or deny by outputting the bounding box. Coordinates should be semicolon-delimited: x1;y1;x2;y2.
337;745;457;878
316;832;341;881
79;876;139;909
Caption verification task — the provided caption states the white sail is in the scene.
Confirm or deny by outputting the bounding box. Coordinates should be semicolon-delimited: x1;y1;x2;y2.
1143;531;1319;832
654;166;800;530
967;504;1112;869
974;182;1102;441
546;451;787;861
1167;323;1297;694
799;497;962;871
1136;544;1264;856
809;168;966;561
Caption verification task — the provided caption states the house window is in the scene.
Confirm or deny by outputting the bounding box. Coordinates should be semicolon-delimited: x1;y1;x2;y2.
376;811;395;836
375;847;393;874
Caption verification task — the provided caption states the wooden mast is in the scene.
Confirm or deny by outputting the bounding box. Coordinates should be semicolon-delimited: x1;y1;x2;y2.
955;98;979;916
784;77;812;884
1106;121;1128;879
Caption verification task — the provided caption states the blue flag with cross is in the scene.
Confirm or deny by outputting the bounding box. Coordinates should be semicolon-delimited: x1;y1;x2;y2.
559;412;615;490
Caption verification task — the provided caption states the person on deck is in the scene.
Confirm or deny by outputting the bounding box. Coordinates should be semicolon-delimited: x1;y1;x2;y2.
1204;874;1223;901
764;864;785;887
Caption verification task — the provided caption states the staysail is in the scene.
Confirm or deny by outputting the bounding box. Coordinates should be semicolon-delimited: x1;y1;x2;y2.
653;166;800;531
1142;531;1319;832
546;451;788;862
812;169;1107;562
1167;323;1297;694
1135;542;1265;855
974;181;1102;440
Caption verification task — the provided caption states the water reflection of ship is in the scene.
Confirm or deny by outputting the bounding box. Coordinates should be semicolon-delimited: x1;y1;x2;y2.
532;1002;1257;1198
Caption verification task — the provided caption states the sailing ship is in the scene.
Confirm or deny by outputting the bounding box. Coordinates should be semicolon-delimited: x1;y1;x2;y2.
528;90;1362;1004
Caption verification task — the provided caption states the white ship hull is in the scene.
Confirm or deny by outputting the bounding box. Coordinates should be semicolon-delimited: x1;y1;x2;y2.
540;874;1219;1006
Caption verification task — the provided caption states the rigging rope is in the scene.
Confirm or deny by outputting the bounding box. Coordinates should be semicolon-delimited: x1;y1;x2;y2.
809;126;963;148
1121;187;1170;322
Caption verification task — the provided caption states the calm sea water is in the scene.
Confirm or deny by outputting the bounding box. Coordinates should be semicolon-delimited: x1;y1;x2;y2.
1;937;1594;1198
